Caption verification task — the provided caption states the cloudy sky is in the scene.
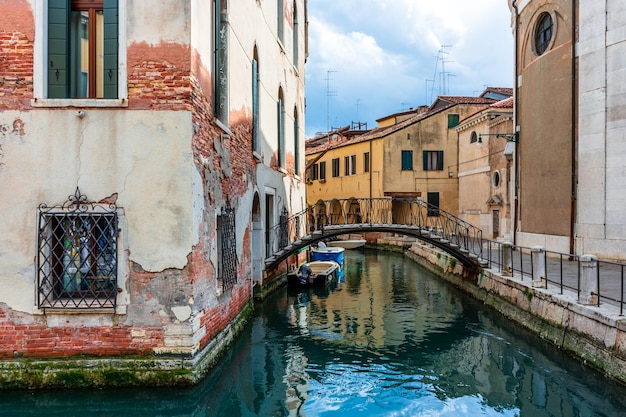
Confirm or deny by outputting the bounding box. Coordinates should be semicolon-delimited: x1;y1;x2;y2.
304;0;515;138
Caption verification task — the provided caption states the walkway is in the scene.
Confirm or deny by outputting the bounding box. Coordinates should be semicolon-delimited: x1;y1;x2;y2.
482;241;626;314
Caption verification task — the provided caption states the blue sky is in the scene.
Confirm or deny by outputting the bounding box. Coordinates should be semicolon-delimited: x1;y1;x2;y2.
304;0;514;138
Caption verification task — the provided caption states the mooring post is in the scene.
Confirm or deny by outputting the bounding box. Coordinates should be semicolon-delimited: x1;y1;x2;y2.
502;242;513;276
579;254;599;305
531;246;547;288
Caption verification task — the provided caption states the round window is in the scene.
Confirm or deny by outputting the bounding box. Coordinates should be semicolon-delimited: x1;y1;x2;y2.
492;171;501;188
535;12;553;56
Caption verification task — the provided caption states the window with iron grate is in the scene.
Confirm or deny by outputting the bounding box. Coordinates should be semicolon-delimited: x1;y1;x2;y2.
218;201;238;292
37;189;118;309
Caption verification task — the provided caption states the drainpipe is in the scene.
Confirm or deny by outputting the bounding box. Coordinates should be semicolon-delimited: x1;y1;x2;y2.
569;0;577;255
512;0;519;246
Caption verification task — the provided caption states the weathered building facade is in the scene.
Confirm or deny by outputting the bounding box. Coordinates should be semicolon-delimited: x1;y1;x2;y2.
305;93;504;222
455;97;514;240
511;0;626;259
0;0;307;386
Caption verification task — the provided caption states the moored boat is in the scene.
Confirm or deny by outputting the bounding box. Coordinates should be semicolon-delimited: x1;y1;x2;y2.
287;260;340;288
310;245;345;265
326;239;366;250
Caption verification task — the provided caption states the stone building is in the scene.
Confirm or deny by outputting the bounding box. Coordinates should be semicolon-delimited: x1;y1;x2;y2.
455;96;514;240
510;0;626;259
0;0;307;386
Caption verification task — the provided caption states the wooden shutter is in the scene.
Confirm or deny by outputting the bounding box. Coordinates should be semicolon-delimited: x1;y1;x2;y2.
437;151;444;170
402;150;412;170
103;0;119;98
48;0;69;98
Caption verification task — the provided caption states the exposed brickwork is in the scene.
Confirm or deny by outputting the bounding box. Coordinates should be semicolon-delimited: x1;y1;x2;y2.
127;42;193;110
0;315;163;359
0;31;33;110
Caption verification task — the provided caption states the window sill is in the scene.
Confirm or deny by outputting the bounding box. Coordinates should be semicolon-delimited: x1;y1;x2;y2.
31;98;128;108
33;304;126;315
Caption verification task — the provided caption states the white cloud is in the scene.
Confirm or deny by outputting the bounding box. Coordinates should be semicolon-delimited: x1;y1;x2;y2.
304;0;514;137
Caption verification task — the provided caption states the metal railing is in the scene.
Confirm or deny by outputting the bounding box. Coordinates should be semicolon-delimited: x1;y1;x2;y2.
266;197;483;267
483;240;626;314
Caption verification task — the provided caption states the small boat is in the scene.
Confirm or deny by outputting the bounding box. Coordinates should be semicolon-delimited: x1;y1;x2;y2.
327;239;366;250
310;245;345;265
287;260;340;288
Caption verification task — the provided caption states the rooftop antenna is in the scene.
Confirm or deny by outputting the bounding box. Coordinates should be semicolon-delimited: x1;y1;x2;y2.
439;45;453;95
356;98;361;121
325;69;337;132
425;79;434;105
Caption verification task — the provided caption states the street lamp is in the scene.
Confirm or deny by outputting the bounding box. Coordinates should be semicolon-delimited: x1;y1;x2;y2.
477;133;519;144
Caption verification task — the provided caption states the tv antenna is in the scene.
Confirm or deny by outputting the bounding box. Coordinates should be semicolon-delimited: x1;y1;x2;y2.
325;70;337;132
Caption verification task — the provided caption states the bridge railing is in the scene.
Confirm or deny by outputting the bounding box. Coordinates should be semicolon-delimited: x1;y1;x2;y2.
266;198;483;262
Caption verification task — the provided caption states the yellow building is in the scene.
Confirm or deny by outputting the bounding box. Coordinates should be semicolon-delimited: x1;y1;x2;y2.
305;93;504;223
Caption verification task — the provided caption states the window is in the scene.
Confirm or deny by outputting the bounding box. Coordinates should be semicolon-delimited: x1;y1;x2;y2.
294;107;300;176
448;113;459;128
423;150;444;171
277;88;285;168
319;161;326;180
492;171;501;188
217;201;238;293
401;150;413;170
214;0;229;123
37;189;118;309
364;152;370;173
311;163;319;180
292;1;299;68
344;155;356;176
427;192;440;217
470;131;478;143
252;48;260;154
534;12;553;56
277;0;284;44
332;158;340;177
47;0;118;99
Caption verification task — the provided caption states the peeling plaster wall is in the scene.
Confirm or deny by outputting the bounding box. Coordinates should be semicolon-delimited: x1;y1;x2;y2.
0;109;194;313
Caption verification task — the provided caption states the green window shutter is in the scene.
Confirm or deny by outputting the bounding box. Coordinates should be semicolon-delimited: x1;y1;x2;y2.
448;113;459;128
103;0;119;99
438;151;444;170
422;150;428;171
48;0;69;98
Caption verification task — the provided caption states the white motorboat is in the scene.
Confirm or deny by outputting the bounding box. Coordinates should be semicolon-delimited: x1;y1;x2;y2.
287;260;340;287
326;239;366;250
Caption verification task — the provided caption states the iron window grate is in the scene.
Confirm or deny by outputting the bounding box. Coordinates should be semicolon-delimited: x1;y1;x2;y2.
220;200;238;292
37;188;119;309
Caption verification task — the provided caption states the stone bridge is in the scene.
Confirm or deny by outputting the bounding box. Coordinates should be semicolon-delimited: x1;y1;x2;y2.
265;198;487;272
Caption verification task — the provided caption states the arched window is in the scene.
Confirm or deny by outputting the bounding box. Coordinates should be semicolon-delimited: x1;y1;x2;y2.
277;88;285;168
534;12;553;56
252;47;260;154
470;131;478;143
294;106;299;176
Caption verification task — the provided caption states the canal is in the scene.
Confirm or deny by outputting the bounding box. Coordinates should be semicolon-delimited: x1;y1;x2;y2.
2;250;626;416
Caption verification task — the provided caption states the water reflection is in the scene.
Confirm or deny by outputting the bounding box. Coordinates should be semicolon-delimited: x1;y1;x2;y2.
1;250;626;416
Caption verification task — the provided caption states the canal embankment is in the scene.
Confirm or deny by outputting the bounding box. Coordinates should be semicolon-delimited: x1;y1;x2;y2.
383;237;626;385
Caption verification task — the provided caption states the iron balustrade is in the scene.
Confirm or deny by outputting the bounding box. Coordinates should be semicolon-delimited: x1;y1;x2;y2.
483;240;626;315
266;197;484;269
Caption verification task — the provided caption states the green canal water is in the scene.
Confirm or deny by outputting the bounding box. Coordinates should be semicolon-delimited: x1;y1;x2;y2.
2;250;626;416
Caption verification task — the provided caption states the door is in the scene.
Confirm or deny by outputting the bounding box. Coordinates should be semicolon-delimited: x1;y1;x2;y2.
492;209;500;239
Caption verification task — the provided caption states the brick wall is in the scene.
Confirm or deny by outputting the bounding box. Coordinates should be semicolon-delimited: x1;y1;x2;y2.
0;31;33;110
